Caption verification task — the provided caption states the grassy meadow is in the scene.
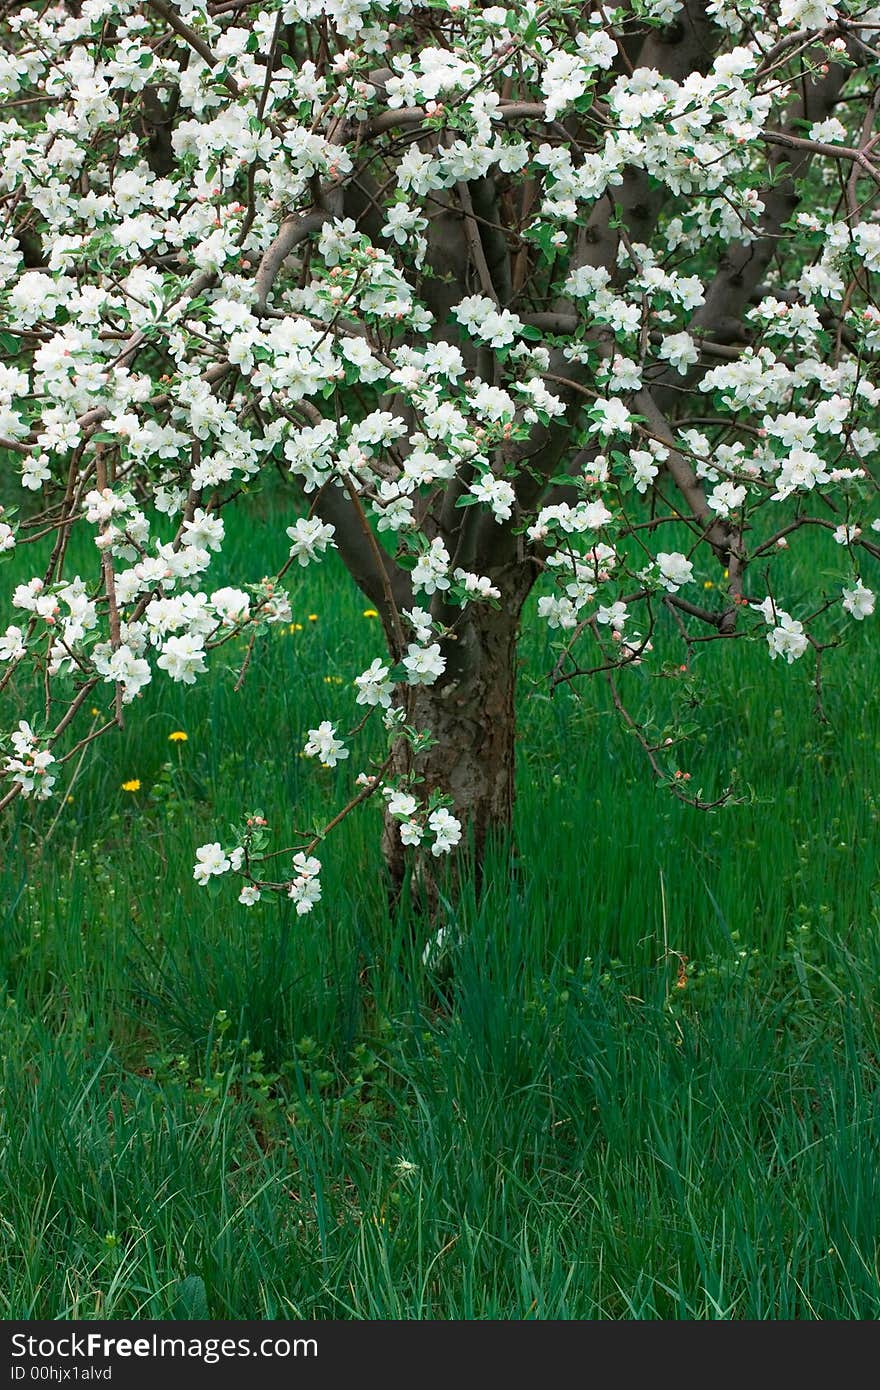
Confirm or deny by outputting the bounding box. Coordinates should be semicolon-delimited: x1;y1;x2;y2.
2;493;880;1319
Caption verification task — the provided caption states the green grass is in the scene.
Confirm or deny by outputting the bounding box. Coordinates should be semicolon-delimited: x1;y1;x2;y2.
2;499;880;1318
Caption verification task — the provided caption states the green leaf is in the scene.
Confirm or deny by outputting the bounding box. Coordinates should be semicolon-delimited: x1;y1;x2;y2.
174;1275;209;1320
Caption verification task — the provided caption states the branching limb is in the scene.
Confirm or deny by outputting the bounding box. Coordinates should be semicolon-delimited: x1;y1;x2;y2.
254;210;330;312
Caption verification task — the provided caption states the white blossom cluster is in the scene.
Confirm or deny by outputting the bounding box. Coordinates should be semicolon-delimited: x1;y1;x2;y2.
383;787;463;857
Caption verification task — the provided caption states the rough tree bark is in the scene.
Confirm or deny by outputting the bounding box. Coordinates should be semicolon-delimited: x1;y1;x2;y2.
382;563;536;894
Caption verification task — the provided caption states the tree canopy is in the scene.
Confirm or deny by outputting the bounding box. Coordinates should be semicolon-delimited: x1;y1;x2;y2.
1;0;879;908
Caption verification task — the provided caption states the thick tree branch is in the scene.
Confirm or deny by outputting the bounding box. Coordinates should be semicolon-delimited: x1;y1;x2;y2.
148;0;241;97
253;209;330;312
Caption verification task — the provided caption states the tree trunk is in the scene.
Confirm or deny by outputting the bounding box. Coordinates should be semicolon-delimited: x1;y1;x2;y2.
382;567;533;898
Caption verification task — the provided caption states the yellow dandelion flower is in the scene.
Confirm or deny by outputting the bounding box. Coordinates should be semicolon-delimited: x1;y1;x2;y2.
288;622;303;633
363;608;379;619
323;675;343;685
121;779;141;793
66;795;74;805
168;730;188;742
703;580;715;590
91;707;100;717
308;613;318;622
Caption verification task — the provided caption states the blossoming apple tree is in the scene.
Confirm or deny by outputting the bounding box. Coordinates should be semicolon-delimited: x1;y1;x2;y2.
1;0;879;911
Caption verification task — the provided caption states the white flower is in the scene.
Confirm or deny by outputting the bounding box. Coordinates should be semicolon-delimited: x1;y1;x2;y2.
21;455;51;490
288;853;321;915
629;449;660;494
655;552;694;591
537;595;579;630
453;568;501;601
579;501;613;530
354;658;394;708
763;609;808;663
293;852;321;879
286;518;336;566
428;806;462;856
767;617;806;664
842;580;874;620
289;876;321;914
808;117;847;144
0;625;25;661
96;643;152;702
589;398;632;438
708;481;747;516
382;202;423;245
384;789;419;818
403;607;434;643
779;0;836;29
607;356;643;392
658;332;698;376
238;885;261;906
469;475;516;521
303;720;349;767
517;377;565;422
813;395;849;435
182;508;224;552
411;538;451;595
157;634;207;684
211;586;250;624
193;842;231;885
578;30;617;70
833;525;861;545
771;448;829;500
596;601;627;631
543;52;588;118
470;383;515;421
4;720;56;800
453;295;523;349
340;336;389;383
392;1156;420;1177
854;223;880;274
400;820;424;846
402;642;446;685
